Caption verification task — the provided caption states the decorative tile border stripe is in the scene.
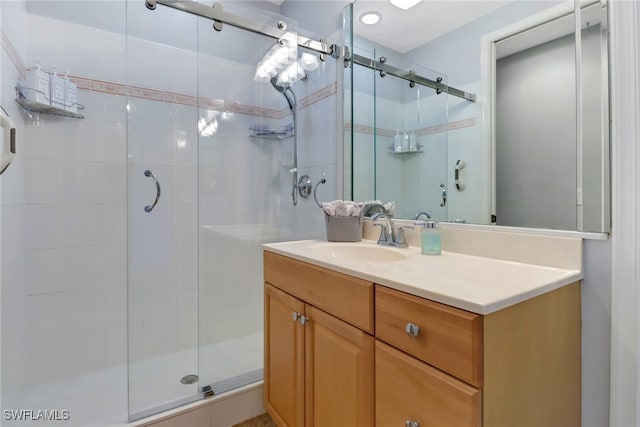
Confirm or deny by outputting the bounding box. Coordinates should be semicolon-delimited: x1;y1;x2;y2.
346;124;395;138
2;31;335;120
1;29;27;79
417;117;476;136
346;117;476;140
297;82;338;112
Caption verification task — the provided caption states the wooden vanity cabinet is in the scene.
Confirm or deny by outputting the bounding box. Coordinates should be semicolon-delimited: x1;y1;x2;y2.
375;284;581;427
264;253;374;427
264;251;581;427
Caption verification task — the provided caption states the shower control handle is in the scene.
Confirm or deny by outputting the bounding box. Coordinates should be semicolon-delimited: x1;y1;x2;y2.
144;169;161;213
440;183;447;207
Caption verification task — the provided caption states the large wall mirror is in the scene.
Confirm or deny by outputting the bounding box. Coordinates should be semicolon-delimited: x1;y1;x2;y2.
343;0;610;233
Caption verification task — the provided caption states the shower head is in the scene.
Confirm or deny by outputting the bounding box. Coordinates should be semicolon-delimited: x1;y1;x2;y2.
270;77;289;93
270;77;296;111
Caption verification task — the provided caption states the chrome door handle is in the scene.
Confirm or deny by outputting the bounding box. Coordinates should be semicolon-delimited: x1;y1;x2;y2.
405;322;420;337
144;169;161;213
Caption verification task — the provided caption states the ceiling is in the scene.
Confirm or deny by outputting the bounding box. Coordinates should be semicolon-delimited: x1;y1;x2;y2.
352;0;512;54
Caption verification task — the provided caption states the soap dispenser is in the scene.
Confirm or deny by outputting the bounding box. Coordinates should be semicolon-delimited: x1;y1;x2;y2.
419;221;441;255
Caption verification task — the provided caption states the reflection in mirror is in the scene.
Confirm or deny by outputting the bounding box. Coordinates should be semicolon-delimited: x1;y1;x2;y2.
343;0;610;233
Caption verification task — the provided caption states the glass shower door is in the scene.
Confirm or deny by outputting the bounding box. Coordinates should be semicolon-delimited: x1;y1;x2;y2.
126;0;201;419
126;0;301;419
195;4;300;398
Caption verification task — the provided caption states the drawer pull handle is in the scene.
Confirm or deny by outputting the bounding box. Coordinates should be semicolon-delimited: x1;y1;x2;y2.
405;420;420;427
292;312;300;322
405;322;420;337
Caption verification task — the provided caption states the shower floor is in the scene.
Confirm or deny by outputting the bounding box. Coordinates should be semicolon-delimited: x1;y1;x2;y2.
3;333;263;426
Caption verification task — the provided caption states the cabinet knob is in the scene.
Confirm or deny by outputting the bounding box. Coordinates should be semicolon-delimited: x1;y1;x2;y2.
405;420;420;427
405;322;420;337
292;312;300;322
300;315;310;326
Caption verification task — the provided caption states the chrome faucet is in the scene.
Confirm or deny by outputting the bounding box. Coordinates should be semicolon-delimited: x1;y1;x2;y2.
370;212;394;244
370;213;413;248
413;211;431;220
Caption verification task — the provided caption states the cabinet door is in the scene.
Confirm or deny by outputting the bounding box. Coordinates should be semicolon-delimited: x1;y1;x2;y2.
376;340;481;427
305;304;374;427
264;284;305;427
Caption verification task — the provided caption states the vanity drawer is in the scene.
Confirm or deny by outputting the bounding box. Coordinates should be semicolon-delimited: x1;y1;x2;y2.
376;340;481;427
264;251;374;333
375;285;483;387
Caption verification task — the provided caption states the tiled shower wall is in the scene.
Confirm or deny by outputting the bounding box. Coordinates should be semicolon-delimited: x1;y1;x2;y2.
1;0;338;414
2;6;129;401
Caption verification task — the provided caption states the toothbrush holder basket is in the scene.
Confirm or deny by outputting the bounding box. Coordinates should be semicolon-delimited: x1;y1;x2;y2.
324;214;363;242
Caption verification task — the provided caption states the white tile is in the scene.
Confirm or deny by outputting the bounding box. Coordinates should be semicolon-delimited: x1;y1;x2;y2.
144;125;177;167
177;275;198;315
25;292;65;341
176;312;198;352
105;122;127;163
63;119;108;162
105;94;127;124
64;331;108;378
142;314;178;359
24;205;67;249
25;336;68;386
61;161;126;205
61;205;127;247
176;238;198;278
25;15;66;71
176;129;198;166
21;119;66;160
174;203;198;241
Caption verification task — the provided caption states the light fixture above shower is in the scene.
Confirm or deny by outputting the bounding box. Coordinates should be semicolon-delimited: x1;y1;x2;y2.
390;0;421;10
254;38;320;88
359;11;382;25
254;33;298;84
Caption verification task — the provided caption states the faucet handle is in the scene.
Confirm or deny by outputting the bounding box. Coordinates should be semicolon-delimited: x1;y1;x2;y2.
372;222;389;244
395;225;414;247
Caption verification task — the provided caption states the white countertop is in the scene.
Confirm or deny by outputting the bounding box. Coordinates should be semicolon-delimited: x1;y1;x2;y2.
263;239;583;315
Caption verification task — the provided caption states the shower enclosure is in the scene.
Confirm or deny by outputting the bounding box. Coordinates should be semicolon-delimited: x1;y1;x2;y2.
343;4;452;221
0;1;337;425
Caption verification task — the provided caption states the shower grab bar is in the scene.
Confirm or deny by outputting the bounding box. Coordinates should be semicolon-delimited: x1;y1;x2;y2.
144;169;161;213
147;0;339;58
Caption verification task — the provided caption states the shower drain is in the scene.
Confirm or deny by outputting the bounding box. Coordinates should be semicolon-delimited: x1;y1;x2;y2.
180;374;199;385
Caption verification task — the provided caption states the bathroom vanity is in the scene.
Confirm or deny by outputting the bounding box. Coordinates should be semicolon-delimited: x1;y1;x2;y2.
263;233;582;427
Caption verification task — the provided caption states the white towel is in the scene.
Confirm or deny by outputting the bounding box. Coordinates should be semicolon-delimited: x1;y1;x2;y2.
322;200;363;217
362;200;396;217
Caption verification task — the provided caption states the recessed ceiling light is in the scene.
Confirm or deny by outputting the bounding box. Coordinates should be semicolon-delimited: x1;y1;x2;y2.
390;0;421;10
359;11;381;25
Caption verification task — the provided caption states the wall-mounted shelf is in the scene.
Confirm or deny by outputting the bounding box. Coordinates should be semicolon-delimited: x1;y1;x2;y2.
249;125;293;141
388;144;423;155
15;87;85;119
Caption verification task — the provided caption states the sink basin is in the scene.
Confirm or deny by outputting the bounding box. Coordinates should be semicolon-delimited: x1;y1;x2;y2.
309;243;408;262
